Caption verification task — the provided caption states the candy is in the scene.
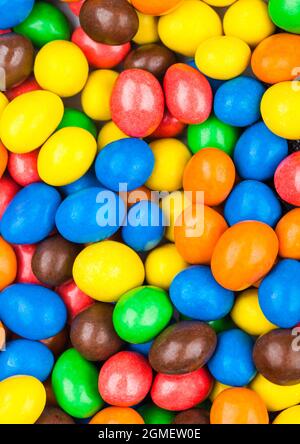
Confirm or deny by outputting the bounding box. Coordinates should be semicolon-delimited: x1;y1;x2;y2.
40;329;68;357
14;1;71;48
208;329;256;386
259;259;300;328
131;0;184;16
0;90;63;154
73;241;145;302
95;138;154;192
203;0;236;5
113;286;173;343
0;236;17;291
110;69;164;138
0;339;54;382
0;283;67;340
79;0;139;45
57;107;97;138
0;0;34;29
211;221;278;291
210;388;268;424
124;44;176;79
56;280;94;321
14;244;43;285
273;406;300;424
172;409;210;425
274;152;300;206
0;94;8;122
70;302;123;361
90;407;144;424
0;175;20;219
36;406;75;424
0;376;45;424
149;321;217;374
150;109;185;139
52;348;103;418
275;209;300;259
138;404;174;425
5;76;40;100
98;351;152;406
7;150;40;187
195;36;251;80
133;12;159;45
170;265;234;321
0;183;61;244
158;0;222;57
97;121;128;151
268;0;300;34
151;367;212;411
68;0;85;16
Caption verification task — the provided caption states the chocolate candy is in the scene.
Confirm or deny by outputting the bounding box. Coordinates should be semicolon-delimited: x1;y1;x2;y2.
32;235;81;287
253;328;300;386
149;321;217;374
36;406;74;424
172;408;210;424
0;33;34;90
124;44;176;79
80;0;139;45
70;303;124;361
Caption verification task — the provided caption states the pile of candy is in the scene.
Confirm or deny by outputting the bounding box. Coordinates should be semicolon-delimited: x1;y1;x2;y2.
1;0;300;425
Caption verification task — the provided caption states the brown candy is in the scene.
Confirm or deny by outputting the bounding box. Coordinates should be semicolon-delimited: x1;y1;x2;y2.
172;408;210;425
253;328;300;385
149;321;217;374
40;327;69;356
32;235;81;287
124;44;176;78
0;33;34;90
70;302;124;361
43;378;58;406
36;406;74;424
80;0;139;45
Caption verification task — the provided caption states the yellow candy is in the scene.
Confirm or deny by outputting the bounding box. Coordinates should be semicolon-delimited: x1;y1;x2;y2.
133;11;159;45
73;240;145;302
158;0;222;57
161;191;192;242
146;138;191;192
195;36;251;80
0;92;8;120
38;127;97;186
231;288;276;336
210;382;232;402
261;82;300;140
250;374;300;412
273;406;300;424
0;90;63;154
224;0;275;47
203;0;236;5
97;121;129;151
81;70;118;121
34;40;89;98
0;376;46;424
145;243;188;289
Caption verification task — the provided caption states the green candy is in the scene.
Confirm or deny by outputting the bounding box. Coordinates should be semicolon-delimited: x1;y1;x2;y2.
113;286;173;343
269;0;300;34
187;115;239;156
208;316;235;334
138;404;175;424
57;108;98;138
52;348;103;418
14;1;71;48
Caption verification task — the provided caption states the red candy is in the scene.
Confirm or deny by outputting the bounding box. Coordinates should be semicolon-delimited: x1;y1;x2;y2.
5;76;41;101
275;152;300;206
68;0;85;16
72;27;131;69
56;280;94;321
110;69;164;137
164;63;212;124
151;367;213;411
14;244;42;285
98;351;153;407
0;175;20;219
150;108;185;139
8;150;40;187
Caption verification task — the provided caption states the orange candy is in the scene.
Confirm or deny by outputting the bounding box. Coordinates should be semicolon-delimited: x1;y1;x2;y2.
121;185;152;208
131;0;184;15
211;221;278;291
210;388;269;424
0;142;8;178
183;148;236;207
251;34;300;84
275;208;300;259
174;204;228;264
0;236;17;291
89;407;145;424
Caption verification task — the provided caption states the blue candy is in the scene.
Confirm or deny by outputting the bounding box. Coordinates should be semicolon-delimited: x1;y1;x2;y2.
122;201;164;252
169;266;234;321
207;329;256;386
234;121;288;181
186;59;223;93
0;339;54;382
0;0;34;29
214;76;265;127
56;187;125;243
259;260;300;328
128;340;154;356
95;138;154;192
0;183;61;244
60;170;101;196
0;284;67;340
224;180;282;227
